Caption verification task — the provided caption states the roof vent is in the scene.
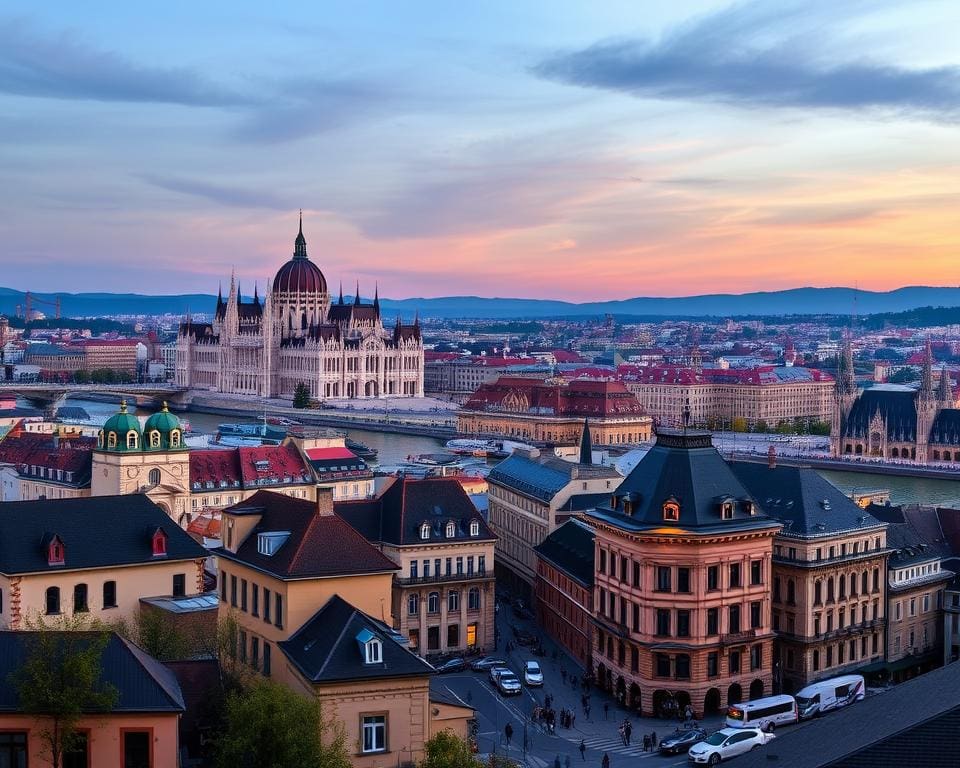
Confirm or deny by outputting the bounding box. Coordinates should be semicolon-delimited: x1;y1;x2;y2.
816;522;827;531
821;499;831;511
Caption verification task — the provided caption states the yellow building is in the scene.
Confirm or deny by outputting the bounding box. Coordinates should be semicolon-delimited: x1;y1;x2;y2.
0;494;207;630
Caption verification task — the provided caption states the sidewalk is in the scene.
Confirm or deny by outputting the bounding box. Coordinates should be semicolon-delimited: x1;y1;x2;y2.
498;611;726;758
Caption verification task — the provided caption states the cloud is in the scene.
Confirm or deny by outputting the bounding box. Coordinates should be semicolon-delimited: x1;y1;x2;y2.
0;17;245;106
138;173;293;210
534;2;960;119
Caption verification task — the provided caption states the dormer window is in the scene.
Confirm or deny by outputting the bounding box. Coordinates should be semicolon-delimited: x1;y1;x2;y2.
48;536;65;566
356;628;382;664
744;500;756;516
420;523;430;540
149;430;160;448
721;502;734;520
445;522;456;538
107;433;117;449
170;430;181;447
470;520;480;537
126;431;138;450
152;529;168;556
663;501;680;522
257;531;290;556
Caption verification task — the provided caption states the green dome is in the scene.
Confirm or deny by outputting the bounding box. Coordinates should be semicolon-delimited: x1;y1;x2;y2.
143;402;185;451
99;400;143;452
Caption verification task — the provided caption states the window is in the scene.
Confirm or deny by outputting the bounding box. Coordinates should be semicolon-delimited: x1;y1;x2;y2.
263;589;271;623
428;592;440;613
656;566;671;592
445;522;455;538
707;652;719;677
675;654;690;679
263;642;272;677
729;604;741;634
677;610;690;637
72;583;88;613
479;555;486;575
677;567;690;593
448;624;460;648
813;649;820;671
420;523;430;540
126;431;138;449
46;586;61;614
470;520;479;536
151;529;167;557
814;580;823;605
729;563;741;588
599;549;607;573
633;561;641;586
873;568;879;592
410;560;418;579
468;588;480;610
362;715;387;753
448;591;460;612
230;575;237;607
707;608;719;635
773;577;781;602
663;501;679;521
750;601;761;629
408;594;419;615
656;609;670;636
655;653;671;677
123;731;151;768
251;637;260;668
721;501;734;519
48;536;65;566
172;573;186;598
750;644;762;670
751;560;762;585
707;565;719;591
275;594;283;629
729;650;741;674
0;733;27;768
239;631;247;662
251;584;259;617
826;646;833;667
827;578;835;602
787;580;796;605
103;580;117;608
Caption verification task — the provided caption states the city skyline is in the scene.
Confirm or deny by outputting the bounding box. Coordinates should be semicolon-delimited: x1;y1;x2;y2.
3;1;959;301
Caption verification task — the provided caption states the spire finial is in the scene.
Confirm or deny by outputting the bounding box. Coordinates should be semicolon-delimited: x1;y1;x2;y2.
294;210;307;259
354;280;361;306
161;401;169;412
119;399;128;413
338;281;344;305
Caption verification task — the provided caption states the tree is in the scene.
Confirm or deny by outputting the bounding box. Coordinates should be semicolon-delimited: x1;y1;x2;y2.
754;419;769;434
421;731;483;768
11;616;118;768
731;417;748;433
293;381;312;409
216;679;350;768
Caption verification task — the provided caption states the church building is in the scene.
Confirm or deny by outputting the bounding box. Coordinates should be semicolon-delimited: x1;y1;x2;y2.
176;217;424;400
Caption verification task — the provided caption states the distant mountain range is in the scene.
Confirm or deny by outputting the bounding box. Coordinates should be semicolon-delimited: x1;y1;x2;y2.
3;285;960;320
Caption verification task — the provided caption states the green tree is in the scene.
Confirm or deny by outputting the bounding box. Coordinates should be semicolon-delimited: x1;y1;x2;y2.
421;731;483;768
292;381;312;409
134;608;191;661
11;616;119;768
216;679;350;768
754;419;769;434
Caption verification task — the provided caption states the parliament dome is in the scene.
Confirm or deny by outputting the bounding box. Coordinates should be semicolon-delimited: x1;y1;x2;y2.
272;215;327;295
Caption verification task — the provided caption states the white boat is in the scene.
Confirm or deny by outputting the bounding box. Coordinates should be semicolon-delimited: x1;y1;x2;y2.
445;438;501;455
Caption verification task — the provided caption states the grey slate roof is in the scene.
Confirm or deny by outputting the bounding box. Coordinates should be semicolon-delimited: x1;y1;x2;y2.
730;461;886;538
534;518;595;586
278;594;434;683
0;631;185;713
488;452;618;504
886;522;953;570
0;494;206;575
733;658;960;768
587;430;779;535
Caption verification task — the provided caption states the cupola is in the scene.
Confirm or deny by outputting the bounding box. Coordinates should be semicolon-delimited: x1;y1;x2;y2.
143;402;184;451
98;400;142;452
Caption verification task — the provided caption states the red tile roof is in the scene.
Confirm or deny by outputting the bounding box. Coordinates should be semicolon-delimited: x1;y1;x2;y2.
304;447;358;461
189;444;311;490
462;376;646;417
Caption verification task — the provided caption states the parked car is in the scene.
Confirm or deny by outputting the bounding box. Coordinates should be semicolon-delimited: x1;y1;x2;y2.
523;660;544;687
435;658;466;674
496;672;522;696
471;656;509;672
658;728;707;755
489;666;511;685
687;728;774;764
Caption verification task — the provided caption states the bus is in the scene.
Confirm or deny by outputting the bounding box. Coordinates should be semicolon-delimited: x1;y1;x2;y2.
795;675;865;719
726;695;798;731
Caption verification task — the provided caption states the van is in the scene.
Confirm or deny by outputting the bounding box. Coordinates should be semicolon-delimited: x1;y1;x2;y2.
795;675;865;719
726;695;797;732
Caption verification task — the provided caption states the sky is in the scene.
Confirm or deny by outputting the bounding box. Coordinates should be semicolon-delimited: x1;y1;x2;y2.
1;0;959;302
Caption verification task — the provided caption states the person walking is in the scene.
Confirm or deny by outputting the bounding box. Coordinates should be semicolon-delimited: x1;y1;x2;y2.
601;752;610;768
650;731;657;749
603;703;609;720
579;740;586;761
504;723;513;747
624;722;632;745
642;734;651;753
617;724;625;746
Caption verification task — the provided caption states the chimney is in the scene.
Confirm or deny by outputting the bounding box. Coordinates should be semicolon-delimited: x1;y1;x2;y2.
316;487;334;517
767;445;776;469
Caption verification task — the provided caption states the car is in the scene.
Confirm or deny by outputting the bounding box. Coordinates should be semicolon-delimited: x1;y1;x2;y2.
496;672;522;696
435;658;466;674
471;656;509;672
658;728;707;755
523;660;544;687
489;665;511;684
687;728;774;765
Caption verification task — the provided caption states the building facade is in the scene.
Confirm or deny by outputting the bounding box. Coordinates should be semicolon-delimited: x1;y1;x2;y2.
176;218;424;400
730;459;890;692
458;377;653;446
585;430;782;719
338;477;497;657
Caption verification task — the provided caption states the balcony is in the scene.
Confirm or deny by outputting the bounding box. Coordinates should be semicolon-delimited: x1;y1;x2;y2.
776;618;883;644
396;570;494;587
720;629;758;644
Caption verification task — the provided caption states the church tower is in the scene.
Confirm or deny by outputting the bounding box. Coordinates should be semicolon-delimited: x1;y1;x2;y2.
915;337;938;463
830;335;858;456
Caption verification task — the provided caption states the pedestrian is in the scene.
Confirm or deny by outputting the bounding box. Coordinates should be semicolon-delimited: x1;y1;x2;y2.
604;702;609;720
555;756;561;768
504;723;513;747
650;731;657;749
642;734;651;753
579;740;586;761
571;712;576;728
618;724;625;746
601;752;610;768
585;704;591;720
624;722;632;745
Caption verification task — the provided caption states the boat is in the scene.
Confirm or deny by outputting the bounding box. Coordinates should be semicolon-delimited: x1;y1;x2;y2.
215;422;286;445
445;438;501;455
346;438;378;460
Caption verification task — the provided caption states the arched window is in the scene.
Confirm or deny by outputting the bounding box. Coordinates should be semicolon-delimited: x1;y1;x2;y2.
850;573;857;596
445;522;455;538
107;432;117;449
126;431;138;449
448;591;460;612
470;520;480;537
152;529;168;556
170;430;181;447
97;431;104;448
45;586;60;615
468;587;481;610
827;578;835;602
407;594;419;616
428;592;440;614
149;430;160;449
103;581;117;608
663;501;680;522
862;571;869;594
148;468;161;486
73;583;88;613
814;580;823;605
420;523;430;541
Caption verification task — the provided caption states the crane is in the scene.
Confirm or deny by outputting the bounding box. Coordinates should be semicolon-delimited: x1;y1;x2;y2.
15;291;61;320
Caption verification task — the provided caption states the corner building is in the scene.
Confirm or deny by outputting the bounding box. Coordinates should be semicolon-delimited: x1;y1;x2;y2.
585;429;781;719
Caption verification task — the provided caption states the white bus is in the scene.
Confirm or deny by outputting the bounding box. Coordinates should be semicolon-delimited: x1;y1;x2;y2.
795;675;865;719
726;695;797;731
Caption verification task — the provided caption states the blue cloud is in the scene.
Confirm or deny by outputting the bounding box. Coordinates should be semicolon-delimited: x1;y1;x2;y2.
138;173;292;210
534;2;960;119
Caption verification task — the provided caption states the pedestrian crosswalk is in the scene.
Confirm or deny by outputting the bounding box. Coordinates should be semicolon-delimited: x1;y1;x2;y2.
573;735;659;758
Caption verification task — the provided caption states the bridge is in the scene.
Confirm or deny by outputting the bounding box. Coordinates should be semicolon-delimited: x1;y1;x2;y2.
0;382;187;415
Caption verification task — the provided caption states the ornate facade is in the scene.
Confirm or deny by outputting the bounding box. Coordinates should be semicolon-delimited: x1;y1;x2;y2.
832;339;958;463
176;218;424;400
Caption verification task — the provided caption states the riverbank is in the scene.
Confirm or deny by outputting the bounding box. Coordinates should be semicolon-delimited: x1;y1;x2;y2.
735;453;960;482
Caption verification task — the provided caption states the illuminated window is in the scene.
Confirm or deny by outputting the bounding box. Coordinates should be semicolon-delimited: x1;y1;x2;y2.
662;501;679;522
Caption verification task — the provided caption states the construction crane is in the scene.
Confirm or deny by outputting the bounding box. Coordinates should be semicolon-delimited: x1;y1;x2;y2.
15;291;61;321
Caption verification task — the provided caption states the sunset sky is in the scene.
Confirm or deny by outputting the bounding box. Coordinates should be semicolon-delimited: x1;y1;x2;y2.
2;1;959;301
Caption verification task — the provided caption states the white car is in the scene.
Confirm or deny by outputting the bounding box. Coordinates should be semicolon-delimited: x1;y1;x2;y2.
489;666;510;685
687;728;774;764
496;672;522;696
523;661;543;687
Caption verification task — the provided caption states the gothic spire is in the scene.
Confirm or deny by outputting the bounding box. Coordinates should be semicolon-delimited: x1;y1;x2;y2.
374;283;380;314
578;418;593;465
354;281;361;306
338;282;344;305
921;337;934;396
939;364;951;404
236;281;241;304
253;282;259;304
293;209;308;260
